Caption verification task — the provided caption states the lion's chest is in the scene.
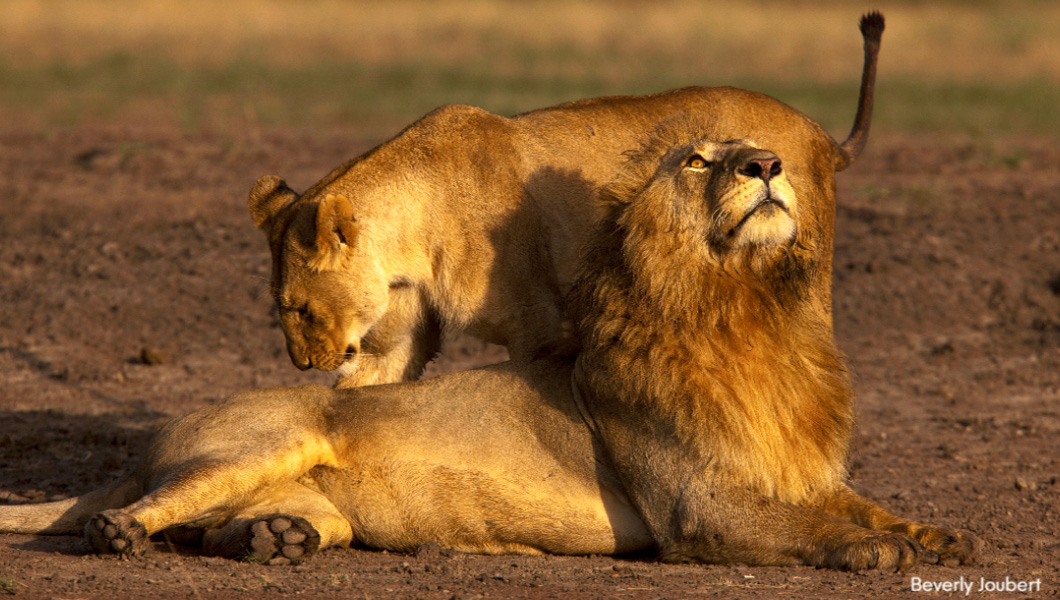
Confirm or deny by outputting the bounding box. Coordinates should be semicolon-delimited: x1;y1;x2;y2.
640;327;853;503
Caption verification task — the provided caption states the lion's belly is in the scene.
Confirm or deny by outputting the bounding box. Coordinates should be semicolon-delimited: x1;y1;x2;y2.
306;459;648;556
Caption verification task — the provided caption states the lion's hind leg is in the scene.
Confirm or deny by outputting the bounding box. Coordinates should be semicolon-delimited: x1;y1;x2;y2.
80;388;341;559
202;480;354;565
819;485;977;566
77;458;268;559
84;508;150;558
81;458;338;560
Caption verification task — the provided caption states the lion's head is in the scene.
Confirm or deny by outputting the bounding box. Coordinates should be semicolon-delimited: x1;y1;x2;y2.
582;119;822;319
248;176;393;374
622;139;799;256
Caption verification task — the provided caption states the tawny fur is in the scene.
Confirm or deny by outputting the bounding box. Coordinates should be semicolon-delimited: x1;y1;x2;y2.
248;12;885;389
571;123;849;507
0;10;976;572
0;112;975;571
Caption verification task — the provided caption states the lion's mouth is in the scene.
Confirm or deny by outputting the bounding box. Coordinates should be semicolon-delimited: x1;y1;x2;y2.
728;195;790;238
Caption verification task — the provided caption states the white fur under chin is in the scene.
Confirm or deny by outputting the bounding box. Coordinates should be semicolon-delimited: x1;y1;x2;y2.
737;208;797;247
336;357;362;379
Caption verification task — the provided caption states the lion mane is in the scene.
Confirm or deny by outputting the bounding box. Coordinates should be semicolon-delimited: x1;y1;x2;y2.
570;118;850;507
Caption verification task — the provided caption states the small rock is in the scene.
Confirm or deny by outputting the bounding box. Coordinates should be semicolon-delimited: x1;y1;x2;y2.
1015;478;1037;491
140;346;170;365
100;241;121;258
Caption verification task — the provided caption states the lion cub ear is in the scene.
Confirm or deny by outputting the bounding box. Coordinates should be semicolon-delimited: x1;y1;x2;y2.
311;193;359;270
248;175;298;231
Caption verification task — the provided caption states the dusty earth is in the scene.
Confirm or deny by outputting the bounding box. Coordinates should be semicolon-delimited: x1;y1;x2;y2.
0;126;1058;599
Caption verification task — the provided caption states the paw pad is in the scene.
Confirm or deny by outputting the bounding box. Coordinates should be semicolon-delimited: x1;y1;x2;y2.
247;514;320;565
84;510;149;558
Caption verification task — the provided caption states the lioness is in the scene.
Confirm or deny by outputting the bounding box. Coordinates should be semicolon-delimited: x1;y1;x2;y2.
0;122;974;570
252;13;885;388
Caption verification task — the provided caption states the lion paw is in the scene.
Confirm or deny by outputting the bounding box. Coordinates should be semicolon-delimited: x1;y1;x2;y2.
246;514;321;566
84;510;149;558
822;531;922;572
895;524;977;566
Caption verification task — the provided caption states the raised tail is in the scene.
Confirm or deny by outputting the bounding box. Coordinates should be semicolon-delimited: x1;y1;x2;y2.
835;11;885;171
0;475;139;535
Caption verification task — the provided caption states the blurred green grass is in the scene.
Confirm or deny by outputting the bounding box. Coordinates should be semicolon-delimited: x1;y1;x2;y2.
2;0;1058;141
5;52;1058;141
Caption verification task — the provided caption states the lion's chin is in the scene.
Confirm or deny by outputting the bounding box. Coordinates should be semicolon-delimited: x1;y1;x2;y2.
730;203;797;248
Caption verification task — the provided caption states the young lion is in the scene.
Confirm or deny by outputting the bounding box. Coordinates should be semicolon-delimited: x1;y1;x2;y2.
0;124;974;571
251;13;885;388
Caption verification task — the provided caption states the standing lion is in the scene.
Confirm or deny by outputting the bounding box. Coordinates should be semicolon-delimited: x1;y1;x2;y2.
0;117;975;570
251;13;887;388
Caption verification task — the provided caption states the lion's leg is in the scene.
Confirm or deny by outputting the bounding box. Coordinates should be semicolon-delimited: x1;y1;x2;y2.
337;290;442;388
84;389;339;558
82;460;294;559
652;486;925;571
202;481;354;565
817;485;977;565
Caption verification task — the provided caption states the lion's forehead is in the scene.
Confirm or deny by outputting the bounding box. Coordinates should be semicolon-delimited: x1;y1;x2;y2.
691;138;760;158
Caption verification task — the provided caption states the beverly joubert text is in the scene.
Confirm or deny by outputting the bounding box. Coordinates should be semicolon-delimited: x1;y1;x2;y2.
909;576;1042;595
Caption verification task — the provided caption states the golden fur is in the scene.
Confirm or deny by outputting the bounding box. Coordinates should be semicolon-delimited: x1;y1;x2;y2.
0;98;976;570
570;129;848;508
250;12;886;388
0;11;974;571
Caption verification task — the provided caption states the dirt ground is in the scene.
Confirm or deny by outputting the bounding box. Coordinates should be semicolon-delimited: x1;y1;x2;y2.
1;125;1058;599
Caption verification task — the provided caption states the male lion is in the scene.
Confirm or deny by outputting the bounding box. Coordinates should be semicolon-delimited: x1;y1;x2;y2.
252;13;885;388
0;122;975;570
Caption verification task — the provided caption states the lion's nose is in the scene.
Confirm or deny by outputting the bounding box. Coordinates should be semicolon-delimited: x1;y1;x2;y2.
739;156;782;183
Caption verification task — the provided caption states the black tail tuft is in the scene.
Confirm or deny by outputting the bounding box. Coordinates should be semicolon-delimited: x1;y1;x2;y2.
836;11;886;171
860;11;885;42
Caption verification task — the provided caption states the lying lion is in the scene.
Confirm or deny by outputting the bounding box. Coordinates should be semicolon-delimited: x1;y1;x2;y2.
251;13;886;388
0;119;975;570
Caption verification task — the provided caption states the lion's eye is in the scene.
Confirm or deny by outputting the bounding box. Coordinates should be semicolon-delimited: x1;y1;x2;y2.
283;303;310;319
686;155;712;170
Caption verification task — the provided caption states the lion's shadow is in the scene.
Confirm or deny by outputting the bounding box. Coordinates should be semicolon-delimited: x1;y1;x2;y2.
0;408;164;556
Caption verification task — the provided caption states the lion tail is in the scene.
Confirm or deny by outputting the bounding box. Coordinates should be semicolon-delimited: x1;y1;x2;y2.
836;11;885;171
0;475;140;535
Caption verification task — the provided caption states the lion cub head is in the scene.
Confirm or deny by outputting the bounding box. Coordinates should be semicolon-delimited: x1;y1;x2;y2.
248;176;391;373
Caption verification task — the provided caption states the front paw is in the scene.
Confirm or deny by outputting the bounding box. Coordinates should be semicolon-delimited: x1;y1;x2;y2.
893;524;977;566
818;531;923;572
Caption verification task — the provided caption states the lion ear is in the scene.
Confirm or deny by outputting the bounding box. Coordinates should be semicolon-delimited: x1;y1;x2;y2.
312;193;359;269
248;175;298;231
